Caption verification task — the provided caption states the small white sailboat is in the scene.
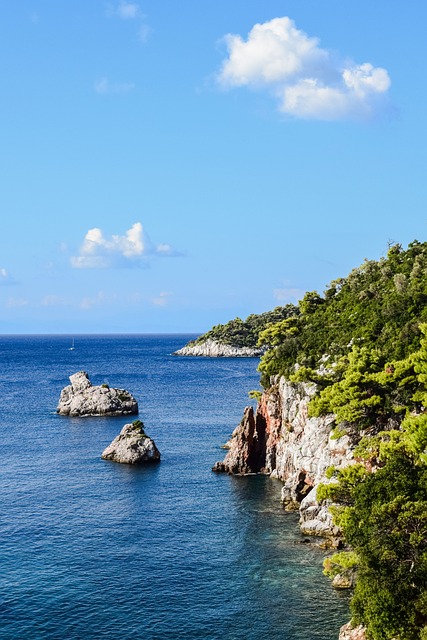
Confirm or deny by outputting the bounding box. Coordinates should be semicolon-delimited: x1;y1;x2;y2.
69;338;75;351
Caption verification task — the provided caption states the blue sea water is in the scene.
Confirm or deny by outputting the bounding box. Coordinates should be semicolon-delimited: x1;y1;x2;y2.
0;335;349;639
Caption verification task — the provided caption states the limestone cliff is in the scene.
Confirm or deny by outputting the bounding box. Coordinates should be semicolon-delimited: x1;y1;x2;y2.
214;377;360;539
338;623;367;640
57;371;138;417
174;338;266;358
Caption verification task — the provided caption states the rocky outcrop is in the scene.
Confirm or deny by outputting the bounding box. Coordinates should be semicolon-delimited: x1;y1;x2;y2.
102;420;160;464
174;338;266;357
57;371;138;417
212;407;266;474
214;377;360;538
338;623;367;639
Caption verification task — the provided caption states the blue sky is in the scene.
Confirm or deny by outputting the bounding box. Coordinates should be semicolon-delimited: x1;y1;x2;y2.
1;1;426;333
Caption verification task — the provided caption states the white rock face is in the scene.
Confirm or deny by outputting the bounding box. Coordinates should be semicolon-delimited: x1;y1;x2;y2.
174;338;266;357
102;421;160;464
264;379;357;536
215;376;359;538
57;371;138;417
338;623;367;640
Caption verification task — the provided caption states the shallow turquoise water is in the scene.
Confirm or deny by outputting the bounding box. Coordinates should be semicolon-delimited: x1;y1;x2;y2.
0;335;349;639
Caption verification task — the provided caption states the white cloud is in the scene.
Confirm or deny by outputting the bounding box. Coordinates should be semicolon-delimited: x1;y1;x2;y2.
71;222;179;269
138;23;151;43
41;295;69;307
107;2;141;19
151;292;172;307
79;291;118;310
5;297;28;308
118;2;140;19
218;17;391;121
94;77;135;95
106;2;150;44
0;268;16;286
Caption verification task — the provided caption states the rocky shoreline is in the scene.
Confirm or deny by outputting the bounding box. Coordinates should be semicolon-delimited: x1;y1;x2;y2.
213;376;369;638
173;338;266;357
213;376;359;540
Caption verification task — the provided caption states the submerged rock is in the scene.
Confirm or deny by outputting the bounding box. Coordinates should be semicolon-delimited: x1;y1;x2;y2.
57;371;138;417
174;338;266;358
101;420;160;464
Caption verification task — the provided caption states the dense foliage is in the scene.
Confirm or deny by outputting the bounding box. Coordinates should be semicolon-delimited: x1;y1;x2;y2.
189;304;298;348
258;241;427;388
198;241;427;637
269;241;427;640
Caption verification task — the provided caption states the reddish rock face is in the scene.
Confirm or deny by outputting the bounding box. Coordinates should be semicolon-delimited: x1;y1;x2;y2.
212;406;267;474
213;378;360;539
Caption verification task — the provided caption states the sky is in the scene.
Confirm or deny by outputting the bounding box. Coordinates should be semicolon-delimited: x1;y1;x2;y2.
1;1;426;334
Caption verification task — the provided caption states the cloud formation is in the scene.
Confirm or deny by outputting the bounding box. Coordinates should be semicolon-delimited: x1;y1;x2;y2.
94;77;135;94
0;268;16;286
218;17;391;121
71;222;178;268
6;297;28;308
106;2;151;42
151;291;172;307
107;2;141;20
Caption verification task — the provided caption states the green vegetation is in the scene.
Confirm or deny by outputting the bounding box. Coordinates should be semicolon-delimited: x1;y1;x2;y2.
262;241;427;639
132;419;145;433
258;241;427;388
199;241;427;637
188;305;298;349
323;550;358;580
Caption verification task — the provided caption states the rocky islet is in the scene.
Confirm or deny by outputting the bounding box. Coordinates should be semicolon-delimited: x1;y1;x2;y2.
101;420;161;464
56;371;138;417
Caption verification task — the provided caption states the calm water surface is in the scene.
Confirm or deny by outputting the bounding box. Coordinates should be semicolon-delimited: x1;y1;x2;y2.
0;335;349;639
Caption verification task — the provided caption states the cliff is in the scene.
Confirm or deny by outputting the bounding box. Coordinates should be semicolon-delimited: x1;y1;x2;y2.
174;338;266;357
57;371;138;417
214;376;360;539
338;623;367;640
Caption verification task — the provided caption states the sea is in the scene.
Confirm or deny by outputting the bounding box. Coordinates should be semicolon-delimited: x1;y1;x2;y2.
0;334;350;640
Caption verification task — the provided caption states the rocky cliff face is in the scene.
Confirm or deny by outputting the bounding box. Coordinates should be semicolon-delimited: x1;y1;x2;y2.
214;377;360;538
57;371;138;417
338;623;367;640
174;338;266;358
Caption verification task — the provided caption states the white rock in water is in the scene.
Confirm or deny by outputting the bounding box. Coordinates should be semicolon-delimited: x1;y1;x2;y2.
174;338;266;357
101;421;160;464
57;371;138;417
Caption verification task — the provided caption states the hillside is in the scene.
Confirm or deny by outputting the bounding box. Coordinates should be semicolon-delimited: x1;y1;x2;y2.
215;241;427;640
178;304;298;352
266;241;427;639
